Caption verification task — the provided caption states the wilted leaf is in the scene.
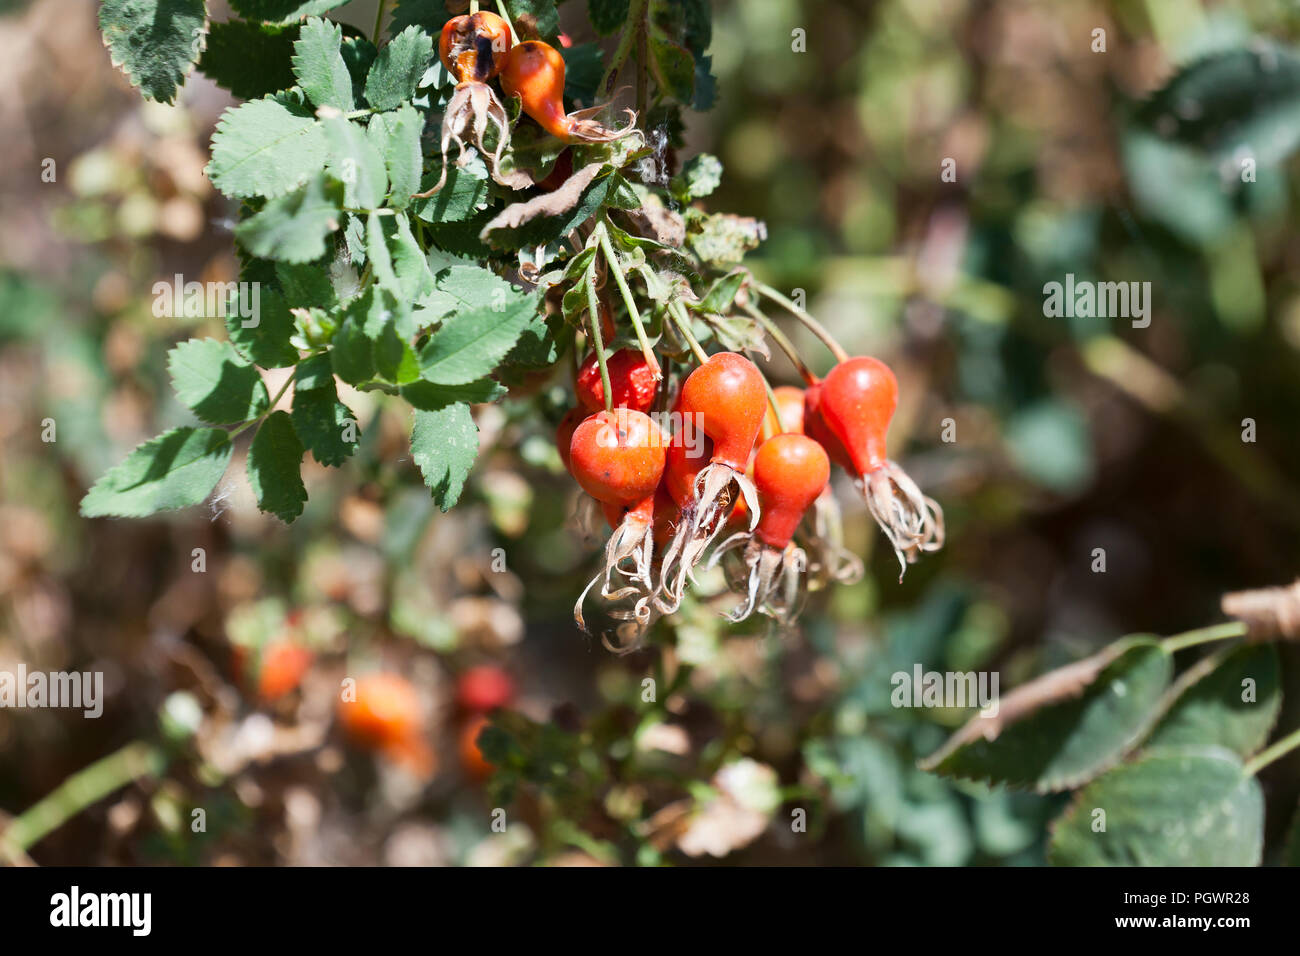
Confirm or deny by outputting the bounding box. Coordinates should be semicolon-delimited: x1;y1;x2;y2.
920;638;1173;792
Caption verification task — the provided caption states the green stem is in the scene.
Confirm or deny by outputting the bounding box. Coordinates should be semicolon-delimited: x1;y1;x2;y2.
597;222;661;380
585;257;613;415
494;0;520;44
230;372;296;440
669;301;709;365
1160;620;1247;654
743;302;817;385
599;0;649;95
0;741;164;858
751;355;786;434
635;26;648;125
753;280;849;364
371;0;388;44
1244;724;1300;776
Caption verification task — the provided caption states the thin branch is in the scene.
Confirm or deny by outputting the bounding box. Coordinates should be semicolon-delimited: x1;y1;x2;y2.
752;279;849;364
742;302;817;385
669;300;709;365
597;222;661;380
585;255;614;414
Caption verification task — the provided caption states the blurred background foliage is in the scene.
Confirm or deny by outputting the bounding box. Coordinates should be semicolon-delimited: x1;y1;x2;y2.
1;0;1299;865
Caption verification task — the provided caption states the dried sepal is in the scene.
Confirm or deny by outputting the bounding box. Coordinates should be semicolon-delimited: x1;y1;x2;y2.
860;461;944;580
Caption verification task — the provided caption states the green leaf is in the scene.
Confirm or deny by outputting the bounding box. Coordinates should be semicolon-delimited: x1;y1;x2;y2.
81;427;234;517
691;53;716;111
200;20;299;100
366;211;397;293
276;260;339;309
292;16;354;110
99;0;206;103
562;43;604;105
426;211;496;259
696;270;744;315
370;104;424;209
587;0;629;36
504;0;559;41
389;0;453;35
364;25;433;110
227;287;300;368
418;293;542;385
648;29;694;104
411;402;478;510
413;163;491;224
679;0;711;53
1003;400;1094;495
389;215;434;300
234;172;344;263
402;377;505;410
340;35;378;104
1048;748;1263;866
231;0;353;26
330;314;375;385
291;368;358;466
670;153;722;201
374;324;421;384
367;213;432;303
247;410;307;521
208;98;330;200
503;311;563;368
324;115;388;209
294;352;336;391
167;338;270;424
919;638;1173;793
333;286;419;385
417;249;526;320
1143;644;1280;758
1135;43;1300;167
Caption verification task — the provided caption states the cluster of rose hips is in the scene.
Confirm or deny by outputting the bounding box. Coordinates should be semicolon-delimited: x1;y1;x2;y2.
427;10;632;194
431;11;942;650
558;339;944;653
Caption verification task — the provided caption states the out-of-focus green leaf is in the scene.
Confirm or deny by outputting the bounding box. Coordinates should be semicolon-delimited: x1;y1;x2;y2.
99;0;206;103
1143;644;1280;757
920;638;1172;793
1049;748;1262;865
